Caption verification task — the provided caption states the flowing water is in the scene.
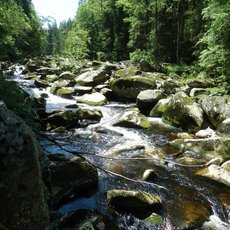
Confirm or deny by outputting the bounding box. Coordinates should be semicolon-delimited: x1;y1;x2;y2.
6;68;230;229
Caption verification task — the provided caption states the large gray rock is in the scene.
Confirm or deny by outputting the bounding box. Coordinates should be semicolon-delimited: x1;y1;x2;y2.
200;96;230;128
74;68;108;86
217;118;230;137
0;102;49;229
149;98;170;117
113;108;151;129
136;89;165;115
77;92;107;106
162;91;204;132
48;154;98;208
111;76;156;100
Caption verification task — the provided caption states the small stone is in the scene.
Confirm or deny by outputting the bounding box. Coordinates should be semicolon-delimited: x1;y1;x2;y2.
143;169;158;181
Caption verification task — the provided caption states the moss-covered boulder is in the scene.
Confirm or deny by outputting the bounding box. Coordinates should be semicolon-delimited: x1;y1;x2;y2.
113;108;151;129
0;102;49;229
111;76;156;100
34;79;50;88
139;60;155;72
186;79;215;88
76;108;103;121
149;98;170;117
56;88;75;98
199;96;230;128
77;92;107;106
106;189;162;214
162;91;204;132
45;110;79;129
113;66;141;79
48;154;98;208
137;89;165;115
217;118;230;137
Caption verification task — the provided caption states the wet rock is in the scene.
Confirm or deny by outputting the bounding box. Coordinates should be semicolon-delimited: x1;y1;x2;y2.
217;118;230;137
143;213;163;228
143;169;158;181
136;89;165;115
34;79;50;88
76;108;103;121
45;110;79;129
46;74;59;83
51;209;118;230
48;154;98;209
74;85;92;95
107;190;162;215
77;92;107;106
0;102;49;229
196;165;230;187
169;200;210;229
149;98;170;117
195;127;215;138
177;132;193;139
50;80;74;94
176;156;206;165
200;96;230;128
111;76;156;100
56;88;75;98
94;84;108;92
59;71;75;80
75;68;108;86
113;108;151;129
162;91;204;132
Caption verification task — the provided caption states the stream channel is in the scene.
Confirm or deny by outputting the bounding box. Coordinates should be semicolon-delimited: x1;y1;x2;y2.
7;66;230;229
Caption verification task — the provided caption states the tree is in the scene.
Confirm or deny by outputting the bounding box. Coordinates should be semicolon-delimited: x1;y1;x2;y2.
198;0;230;78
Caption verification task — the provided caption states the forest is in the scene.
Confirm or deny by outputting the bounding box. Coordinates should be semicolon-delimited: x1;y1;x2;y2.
1;1;230;229
0;0;229;86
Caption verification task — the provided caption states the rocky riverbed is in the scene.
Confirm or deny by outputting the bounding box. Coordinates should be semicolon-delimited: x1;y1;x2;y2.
0;56;230;229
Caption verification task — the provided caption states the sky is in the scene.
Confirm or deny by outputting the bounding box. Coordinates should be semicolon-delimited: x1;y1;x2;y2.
32;0;78;25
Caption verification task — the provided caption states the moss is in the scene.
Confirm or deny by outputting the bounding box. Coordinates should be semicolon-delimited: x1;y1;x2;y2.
0;75;39;129
143;213;163;226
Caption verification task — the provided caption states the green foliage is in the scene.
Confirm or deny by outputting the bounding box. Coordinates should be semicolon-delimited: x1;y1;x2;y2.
198;0;230;78
0;75;40;128
0;0;46;60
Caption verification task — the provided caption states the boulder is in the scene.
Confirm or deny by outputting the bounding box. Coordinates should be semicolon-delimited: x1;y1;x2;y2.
195;127;215;138
111;76;156;100
76;108;103;121
186;79;215;88
77;92;107;106
34;79;50;88
203;215;230;230
74;85;92;95
0;102;49;229
149;98;170;117
45;110;79;129
136;89;165;115
48;154;98;209
200;96;230;128
56;88;75;98
217;118;230;137
59;71;75;80
162;91;204;132
156;78;179;95
196;165;230;187
46;74;59;83
113;108;151;129
106;189;162;214
222;160;230;171
113;67;141;79
74;68;108;86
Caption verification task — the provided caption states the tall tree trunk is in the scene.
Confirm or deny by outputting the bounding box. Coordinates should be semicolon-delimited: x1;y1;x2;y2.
176;0;180;64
